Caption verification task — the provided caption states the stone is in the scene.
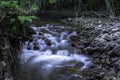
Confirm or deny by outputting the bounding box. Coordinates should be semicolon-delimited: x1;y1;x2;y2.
95;38;106;43
111;32;120;40
102;29;110;33
111;27;119;32
69;35;78;41
74;62;84;69
113;45;120;56
104;44;112;51
113;23;120;28
84;46;94;54
101;33;110;41
45;39;52;46
33;46;39;50
102;76;111;80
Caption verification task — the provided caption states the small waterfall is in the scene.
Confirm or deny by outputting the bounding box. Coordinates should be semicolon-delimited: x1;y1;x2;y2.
20;24;91;80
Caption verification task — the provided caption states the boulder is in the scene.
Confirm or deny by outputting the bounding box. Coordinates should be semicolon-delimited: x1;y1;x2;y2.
113;45;120;56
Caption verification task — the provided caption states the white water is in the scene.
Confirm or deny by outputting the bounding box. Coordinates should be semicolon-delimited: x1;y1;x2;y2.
20;24;91;80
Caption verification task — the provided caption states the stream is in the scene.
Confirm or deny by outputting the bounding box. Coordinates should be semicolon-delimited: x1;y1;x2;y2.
18;24;91;80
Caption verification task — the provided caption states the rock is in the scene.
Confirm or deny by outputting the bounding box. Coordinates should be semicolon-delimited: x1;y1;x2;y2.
71;43;77;47
98;24;102;28
92;58;100;64
84;46;94;54
113;45;120;56
102;29;110;33
33;46;39;50
102;76;111;80
45;39;52;46
116;39;120;44
74;62;84;69
77;46;84;49
29;27;36;34
113;59;120;71
51;74;81;80
105;42;118;49
101;33;110;41
113;23;120;28
82;41;90;47
69;35;78;41
33;41;40;50
111;27;119;32
95;38;106;43
104;44;112;51
67;74;82;80
92;47;104;52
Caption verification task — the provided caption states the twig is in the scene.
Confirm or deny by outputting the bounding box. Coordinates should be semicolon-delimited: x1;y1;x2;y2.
0;10;6;22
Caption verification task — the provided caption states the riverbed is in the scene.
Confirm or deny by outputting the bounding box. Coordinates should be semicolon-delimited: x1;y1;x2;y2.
16;18;120;80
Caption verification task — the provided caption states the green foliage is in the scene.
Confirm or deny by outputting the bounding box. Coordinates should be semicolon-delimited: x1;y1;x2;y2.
18;16;37;24
19;0;39;11
49;0;57;4
31;4;39;11
0;0;38;35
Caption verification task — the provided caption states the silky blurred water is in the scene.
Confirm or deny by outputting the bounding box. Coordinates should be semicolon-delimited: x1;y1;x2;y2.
19;24;91;80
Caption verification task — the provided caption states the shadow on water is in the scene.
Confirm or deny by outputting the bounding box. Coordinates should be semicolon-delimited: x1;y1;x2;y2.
32;18;77;27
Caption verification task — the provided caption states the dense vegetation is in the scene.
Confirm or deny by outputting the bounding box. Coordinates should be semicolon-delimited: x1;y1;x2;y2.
0;1;38;35
38;0;120;17
0;0;120;80
0;1;39;79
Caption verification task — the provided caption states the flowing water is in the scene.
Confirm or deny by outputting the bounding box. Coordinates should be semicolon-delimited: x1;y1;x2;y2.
19;24;91;80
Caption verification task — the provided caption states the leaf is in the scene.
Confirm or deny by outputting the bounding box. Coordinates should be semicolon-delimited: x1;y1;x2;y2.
49;0;57;4
29;16;38;19
18;16;38;24
11;26;17;32
10;18;15;22
31;4;39;11
27;18;32;23
0;1;10;6
0;1;18;8
18;16;26;24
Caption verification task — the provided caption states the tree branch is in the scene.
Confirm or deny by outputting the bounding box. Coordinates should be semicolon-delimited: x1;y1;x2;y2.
0;10;6;22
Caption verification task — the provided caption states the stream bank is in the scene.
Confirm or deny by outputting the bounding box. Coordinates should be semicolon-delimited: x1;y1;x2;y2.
16;17;120;80
62;17;120;80
0;17;120;80
0;25;35;80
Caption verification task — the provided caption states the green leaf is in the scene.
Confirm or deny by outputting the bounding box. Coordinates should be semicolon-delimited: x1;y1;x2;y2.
29;16;38;19
10;18;15;23
18;16;26;24
0;1;18;8
18;16;38;24
27;18;32;23
49;0;57;4
11;26;17;32
31;4;39;11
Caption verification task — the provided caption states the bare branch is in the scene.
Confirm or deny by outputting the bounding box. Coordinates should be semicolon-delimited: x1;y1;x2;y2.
0;10;6;22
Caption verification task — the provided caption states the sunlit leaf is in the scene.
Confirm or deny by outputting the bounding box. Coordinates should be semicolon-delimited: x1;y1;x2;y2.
18;16;38;24
31;4;39;11
18;16;26;24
